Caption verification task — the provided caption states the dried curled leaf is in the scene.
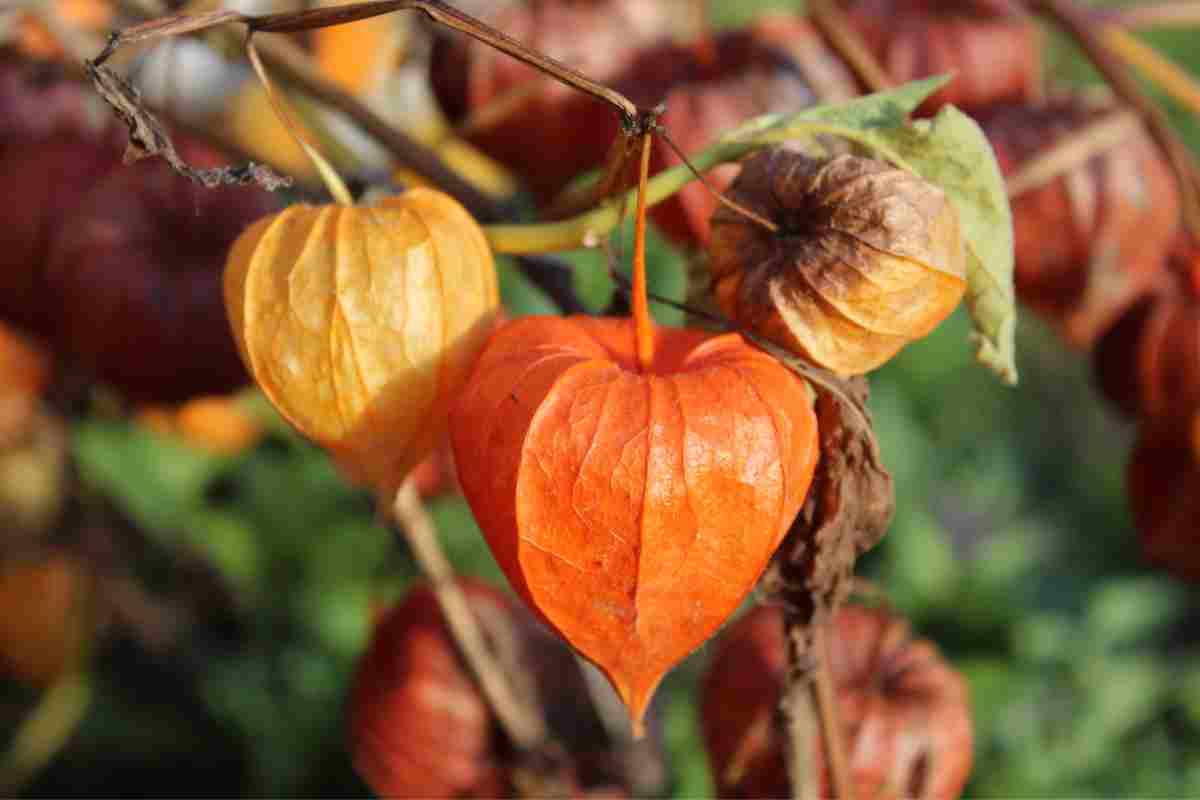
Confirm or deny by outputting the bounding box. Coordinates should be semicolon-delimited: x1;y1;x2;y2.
709;150;966;376
86;61;291;191
224;188;499;493
449;316;819;731
764;373;893;616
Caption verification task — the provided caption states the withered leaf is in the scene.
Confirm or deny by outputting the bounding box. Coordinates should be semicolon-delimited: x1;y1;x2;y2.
763;365;894;624
85;61;291;192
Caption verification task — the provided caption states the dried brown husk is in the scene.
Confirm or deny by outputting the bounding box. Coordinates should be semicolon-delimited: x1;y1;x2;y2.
710;149;967;376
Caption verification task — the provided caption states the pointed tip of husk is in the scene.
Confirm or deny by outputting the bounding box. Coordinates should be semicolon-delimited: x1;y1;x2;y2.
610;668;663;741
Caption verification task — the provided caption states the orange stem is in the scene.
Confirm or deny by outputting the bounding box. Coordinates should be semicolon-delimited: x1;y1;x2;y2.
632;131;655;371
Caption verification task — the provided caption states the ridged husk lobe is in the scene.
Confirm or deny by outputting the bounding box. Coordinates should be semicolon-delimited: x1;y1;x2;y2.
710;150;966;376
224;188;498;493
449;315;819;729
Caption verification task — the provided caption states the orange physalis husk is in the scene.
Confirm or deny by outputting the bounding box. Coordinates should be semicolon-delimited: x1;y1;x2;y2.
449;315;819;732
224;188;498;495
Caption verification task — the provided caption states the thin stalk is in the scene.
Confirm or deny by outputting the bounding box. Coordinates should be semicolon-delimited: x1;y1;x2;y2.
245;35;353;205
1100;2;1200;29
808;0;893;94
1100;24;1200;116
0;672;92;795
782;612;820;800
632;131;655;370
248;0;640;122
814;618;854;800
483;139;753;254
388;481;548;752
1005;107;1142;197
482;114;914;256
1028;0;1200;236
114;0;499;219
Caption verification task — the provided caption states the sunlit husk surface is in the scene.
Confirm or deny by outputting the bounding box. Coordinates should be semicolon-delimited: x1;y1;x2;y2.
450;315;819;730
225;189;498;493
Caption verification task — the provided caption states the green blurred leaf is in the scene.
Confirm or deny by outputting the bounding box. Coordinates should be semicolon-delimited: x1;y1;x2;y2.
1013;613;1076;664
74;421;221;531
498;256;560;316
775;75;951;133
882;508;958;613
1085;579;1182;648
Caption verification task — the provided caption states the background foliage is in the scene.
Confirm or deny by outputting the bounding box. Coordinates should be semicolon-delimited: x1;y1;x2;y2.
4;0;1200;797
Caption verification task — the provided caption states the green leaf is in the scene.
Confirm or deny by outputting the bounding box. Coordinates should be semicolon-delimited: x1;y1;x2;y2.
734;80;1017;383
735;75;951;143
873;107;1018;385
73;420;222;532
497;256;560;316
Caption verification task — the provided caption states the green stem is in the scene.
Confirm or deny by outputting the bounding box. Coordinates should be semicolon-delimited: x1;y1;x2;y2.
484;140;754;253
0;673;92;795
482;117;917;255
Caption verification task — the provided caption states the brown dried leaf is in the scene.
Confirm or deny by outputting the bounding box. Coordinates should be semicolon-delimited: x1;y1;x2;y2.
85;61;291;191
763;370;894;624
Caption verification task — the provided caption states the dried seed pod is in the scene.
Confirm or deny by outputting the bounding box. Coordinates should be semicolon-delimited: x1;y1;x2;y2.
0;553;88;686
429;0;697;202
708;149;966;376
619;16;857;249
980;96;1180;348
45;137;277;403
701;603;974;800
224;188;499;494
1127;431;1200;582
347;579;613;798
450;315;819;730
1094;294;1200;435
843;0;1040;112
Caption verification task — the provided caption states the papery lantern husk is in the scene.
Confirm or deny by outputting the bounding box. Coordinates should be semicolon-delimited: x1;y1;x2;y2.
348;580;516;799
701;603;974;800
709;149;967;377
348;579;618;798
224;188;499;494
980;95;1180;348
449;315;819;730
